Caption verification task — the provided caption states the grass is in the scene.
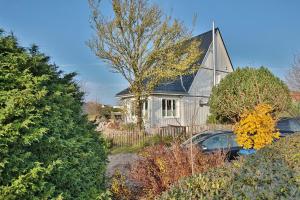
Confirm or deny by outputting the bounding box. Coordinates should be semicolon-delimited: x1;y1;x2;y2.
110;144;146;154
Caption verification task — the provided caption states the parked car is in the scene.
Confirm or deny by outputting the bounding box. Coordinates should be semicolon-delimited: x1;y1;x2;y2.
277;117;300;137
182;117;300;158
182;130;241;160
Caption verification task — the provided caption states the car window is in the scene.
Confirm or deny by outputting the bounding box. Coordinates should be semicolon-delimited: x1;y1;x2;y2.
228;134;240;148
182;133;208;146
277;120;290;131
289;119;300;132
277;118;300;132
184;134;204;143
184;131;220;145
202;134;231;150
192;134;206;142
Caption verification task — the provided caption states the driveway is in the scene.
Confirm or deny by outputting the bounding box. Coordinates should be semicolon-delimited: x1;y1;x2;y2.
107;153;140;178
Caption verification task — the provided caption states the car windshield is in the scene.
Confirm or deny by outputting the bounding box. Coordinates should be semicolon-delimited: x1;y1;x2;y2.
202;133;239;150
182;131;220;146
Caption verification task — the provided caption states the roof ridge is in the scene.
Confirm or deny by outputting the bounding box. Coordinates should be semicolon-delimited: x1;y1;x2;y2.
193;27;219;37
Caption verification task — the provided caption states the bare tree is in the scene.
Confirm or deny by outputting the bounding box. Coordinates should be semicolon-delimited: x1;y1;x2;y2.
84;101;102;116
87;0;202;130
286;55;300;91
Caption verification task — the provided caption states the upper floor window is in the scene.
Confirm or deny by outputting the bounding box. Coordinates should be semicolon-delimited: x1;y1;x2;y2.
162;99;178;117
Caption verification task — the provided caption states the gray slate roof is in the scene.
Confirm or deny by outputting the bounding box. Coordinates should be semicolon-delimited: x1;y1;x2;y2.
116;29;215;97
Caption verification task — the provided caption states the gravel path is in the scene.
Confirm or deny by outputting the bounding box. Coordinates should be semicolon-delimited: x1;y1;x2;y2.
107;153;143;198
106;153;140;178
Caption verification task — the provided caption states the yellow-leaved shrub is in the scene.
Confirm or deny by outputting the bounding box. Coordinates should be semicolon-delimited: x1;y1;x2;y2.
233;104;280;150
110;170;131;200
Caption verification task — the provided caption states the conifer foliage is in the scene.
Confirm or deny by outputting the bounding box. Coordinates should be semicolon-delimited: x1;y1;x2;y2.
209;67;291;123
0;30;107;199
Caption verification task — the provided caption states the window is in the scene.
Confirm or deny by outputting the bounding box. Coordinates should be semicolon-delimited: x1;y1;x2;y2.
130;101;135;116
202;134;228;150
142;100;148;117
130;100;148;117
162;99;178;117
216;74;222;84
277;118;300;133
228;134;239;148
277;120;290;132
289;119;300;132
202;133;239;150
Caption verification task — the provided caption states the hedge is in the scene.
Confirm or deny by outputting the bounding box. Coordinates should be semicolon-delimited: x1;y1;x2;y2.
160;134;300;199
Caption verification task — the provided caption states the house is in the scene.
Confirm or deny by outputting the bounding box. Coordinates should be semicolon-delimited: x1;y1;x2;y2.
116;28;234;129
290;91;300;102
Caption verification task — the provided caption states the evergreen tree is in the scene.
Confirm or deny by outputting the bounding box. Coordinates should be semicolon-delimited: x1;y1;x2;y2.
209;67;291;123
0;30;107;199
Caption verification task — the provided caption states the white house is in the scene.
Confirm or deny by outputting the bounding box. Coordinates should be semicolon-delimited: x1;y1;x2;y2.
116;28;234;129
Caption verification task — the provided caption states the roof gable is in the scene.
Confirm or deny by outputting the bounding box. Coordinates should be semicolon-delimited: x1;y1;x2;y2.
116;29;216;97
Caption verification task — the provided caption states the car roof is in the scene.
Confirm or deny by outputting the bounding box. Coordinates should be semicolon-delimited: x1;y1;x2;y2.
278;117;300;121
196;129;233;136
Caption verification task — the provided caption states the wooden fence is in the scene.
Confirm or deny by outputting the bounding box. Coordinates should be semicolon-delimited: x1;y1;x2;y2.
104;124;232;147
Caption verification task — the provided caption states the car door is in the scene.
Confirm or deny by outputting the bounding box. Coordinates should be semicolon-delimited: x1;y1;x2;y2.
201;133;230;151
227;133;241;159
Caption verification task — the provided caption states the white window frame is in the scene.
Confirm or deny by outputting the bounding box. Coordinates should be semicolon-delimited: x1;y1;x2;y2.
161;98;179;118
142;100;149;119
216;74;222;84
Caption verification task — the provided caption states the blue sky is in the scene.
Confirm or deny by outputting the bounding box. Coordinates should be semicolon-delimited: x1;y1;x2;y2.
1;0;299;105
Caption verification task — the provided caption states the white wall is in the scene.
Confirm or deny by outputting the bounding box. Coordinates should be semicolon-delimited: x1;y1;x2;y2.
189;30;233;96
150;95;183;128
186;30;233;125
181;96;210;126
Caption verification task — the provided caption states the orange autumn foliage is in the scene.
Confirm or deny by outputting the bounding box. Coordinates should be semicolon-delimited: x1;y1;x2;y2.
130;143;225;199
233;104;280;150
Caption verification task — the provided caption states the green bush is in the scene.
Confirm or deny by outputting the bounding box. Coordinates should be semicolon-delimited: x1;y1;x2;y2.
0;30;107;199
286;101;300;117
209;67;291;123
160;134;300;199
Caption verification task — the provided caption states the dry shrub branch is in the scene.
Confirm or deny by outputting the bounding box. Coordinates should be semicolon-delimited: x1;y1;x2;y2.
130;143;226;198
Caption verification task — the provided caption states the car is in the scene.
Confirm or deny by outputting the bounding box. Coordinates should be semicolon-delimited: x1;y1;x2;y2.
182;130;241;160
277;117;300;137
182;117;300;158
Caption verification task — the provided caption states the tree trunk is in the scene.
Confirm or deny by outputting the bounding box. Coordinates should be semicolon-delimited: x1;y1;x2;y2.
135;96;143;131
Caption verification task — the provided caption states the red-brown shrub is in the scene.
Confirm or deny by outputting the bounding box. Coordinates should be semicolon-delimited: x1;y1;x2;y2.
130;143;226;198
